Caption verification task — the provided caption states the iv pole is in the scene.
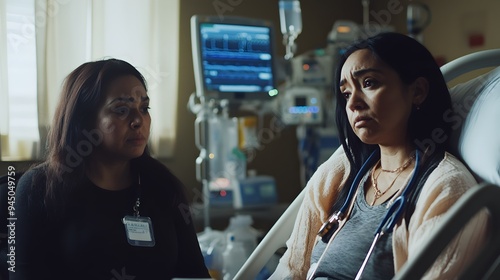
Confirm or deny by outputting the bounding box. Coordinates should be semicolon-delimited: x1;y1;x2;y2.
190;93;214;229
190;94;231;229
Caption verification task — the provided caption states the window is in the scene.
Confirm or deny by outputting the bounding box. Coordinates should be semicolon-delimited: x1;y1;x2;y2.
1;0;39;160
1;0;180;160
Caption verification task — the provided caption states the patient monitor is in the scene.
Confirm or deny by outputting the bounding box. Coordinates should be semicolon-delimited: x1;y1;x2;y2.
191;15;278;103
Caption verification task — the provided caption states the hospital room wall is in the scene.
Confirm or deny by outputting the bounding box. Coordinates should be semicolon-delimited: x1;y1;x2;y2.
420;0;500;83
173;0;363;204
365;0;500;81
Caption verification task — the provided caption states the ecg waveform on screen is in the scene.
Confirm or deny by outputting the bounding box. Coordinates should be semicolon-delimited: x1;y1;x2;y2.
204;51;270;61
203;64;271;73
202;36;270;53
200;26;274;93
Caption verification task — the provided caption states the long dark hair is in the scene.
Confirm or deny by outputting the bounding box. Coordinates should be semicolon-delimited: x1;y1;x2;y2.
331;32;452;213
39;58;148;214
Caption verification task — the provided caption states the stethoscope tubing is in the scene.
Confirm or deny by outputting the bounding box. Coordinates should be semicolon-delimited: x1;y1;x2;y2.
339;150;380;214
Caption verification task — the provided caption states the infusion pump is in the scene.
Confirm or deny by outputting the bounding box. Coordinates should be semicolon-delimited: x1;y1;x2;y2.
280;86;323;125
279;49;335;126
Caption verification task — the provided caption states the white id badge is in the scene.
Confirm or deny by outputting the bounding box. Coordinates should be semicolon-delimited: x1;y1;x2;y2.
122;216;156;247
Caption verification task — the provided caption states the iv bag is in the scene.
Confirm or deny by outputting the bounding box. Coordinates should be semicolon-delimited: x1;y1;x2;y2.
279;0;303;39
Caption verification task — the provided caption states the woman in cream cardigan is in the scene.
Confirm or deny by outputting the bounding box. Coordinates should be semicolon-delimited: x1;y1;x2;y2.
269;32;489;279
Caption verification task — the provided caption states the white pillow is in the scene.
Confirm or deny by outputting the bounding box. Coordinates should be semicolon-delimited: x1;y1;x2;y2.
449;66;500;185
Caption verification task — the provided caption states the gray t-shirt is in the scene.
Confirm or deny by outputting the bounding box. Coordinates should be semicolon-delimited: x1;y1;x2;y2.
309;170;395;280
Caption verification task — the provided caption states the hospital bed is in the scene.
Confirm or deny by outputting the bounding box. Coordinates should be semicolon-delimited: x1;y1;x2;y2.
235;48;500;280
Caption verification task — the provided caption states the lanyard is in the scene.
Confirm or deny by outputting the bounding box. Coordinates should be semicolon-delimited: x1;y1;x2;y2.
122;172;156;247
133;174;141;217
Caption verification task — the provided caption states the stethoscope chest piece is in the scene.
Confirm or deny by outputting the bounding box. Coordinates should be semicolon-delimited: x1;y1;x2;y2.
318;211;344;242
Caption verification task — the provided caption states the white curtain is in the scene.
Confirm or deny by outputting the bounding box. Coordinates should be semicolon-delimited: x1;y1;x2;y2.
1;0;39;160
0;0;7;160
34;0;180;158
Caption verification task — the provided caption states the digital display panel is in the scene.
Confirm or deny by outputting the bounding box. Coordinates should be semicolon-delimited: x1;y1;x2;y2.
191;16;277;101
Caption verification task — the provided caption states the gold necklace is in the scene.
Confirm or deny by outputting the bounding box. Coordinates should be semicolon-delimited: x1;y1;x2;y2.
370;157;412;206
381;153;416;173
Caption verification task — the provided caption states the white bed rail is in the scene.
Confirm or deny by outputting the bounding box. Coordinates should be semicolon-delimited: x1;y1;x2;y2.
440;49;500;82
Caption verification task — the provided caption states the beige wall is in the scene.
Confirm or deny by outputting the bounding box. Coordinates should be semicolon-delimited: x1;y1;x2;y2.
421;0;500;84
364;0;500;79
370;0;500;63
422;0;500;63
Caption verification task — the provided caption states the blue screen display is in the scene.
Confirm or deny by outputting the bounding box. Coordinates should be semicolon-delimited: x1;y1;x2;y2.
199;23;275;95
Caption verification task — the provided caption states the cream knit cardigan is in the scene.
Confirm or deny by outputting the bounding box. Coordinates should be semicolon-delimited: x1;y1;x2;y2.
269;147;490;280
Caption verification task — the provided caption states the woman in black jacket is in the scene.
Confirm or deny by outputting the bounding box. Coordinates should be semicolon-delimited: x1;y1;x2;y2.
12;59;210;280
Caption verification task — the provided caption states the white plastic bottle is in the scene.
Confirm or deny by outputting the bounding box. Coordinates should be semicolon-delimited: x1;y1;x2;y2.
222;233;247;280
197;228;226;280
226;215;258;258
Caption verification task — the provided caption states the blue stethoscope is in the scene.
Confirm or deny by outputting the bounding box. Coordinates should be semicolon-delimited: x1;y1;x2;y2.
308;149;421;280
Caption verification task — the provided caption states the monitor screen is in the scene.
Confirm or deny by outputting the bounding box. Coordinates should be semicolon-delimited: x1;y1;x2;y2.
191;15;277;102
